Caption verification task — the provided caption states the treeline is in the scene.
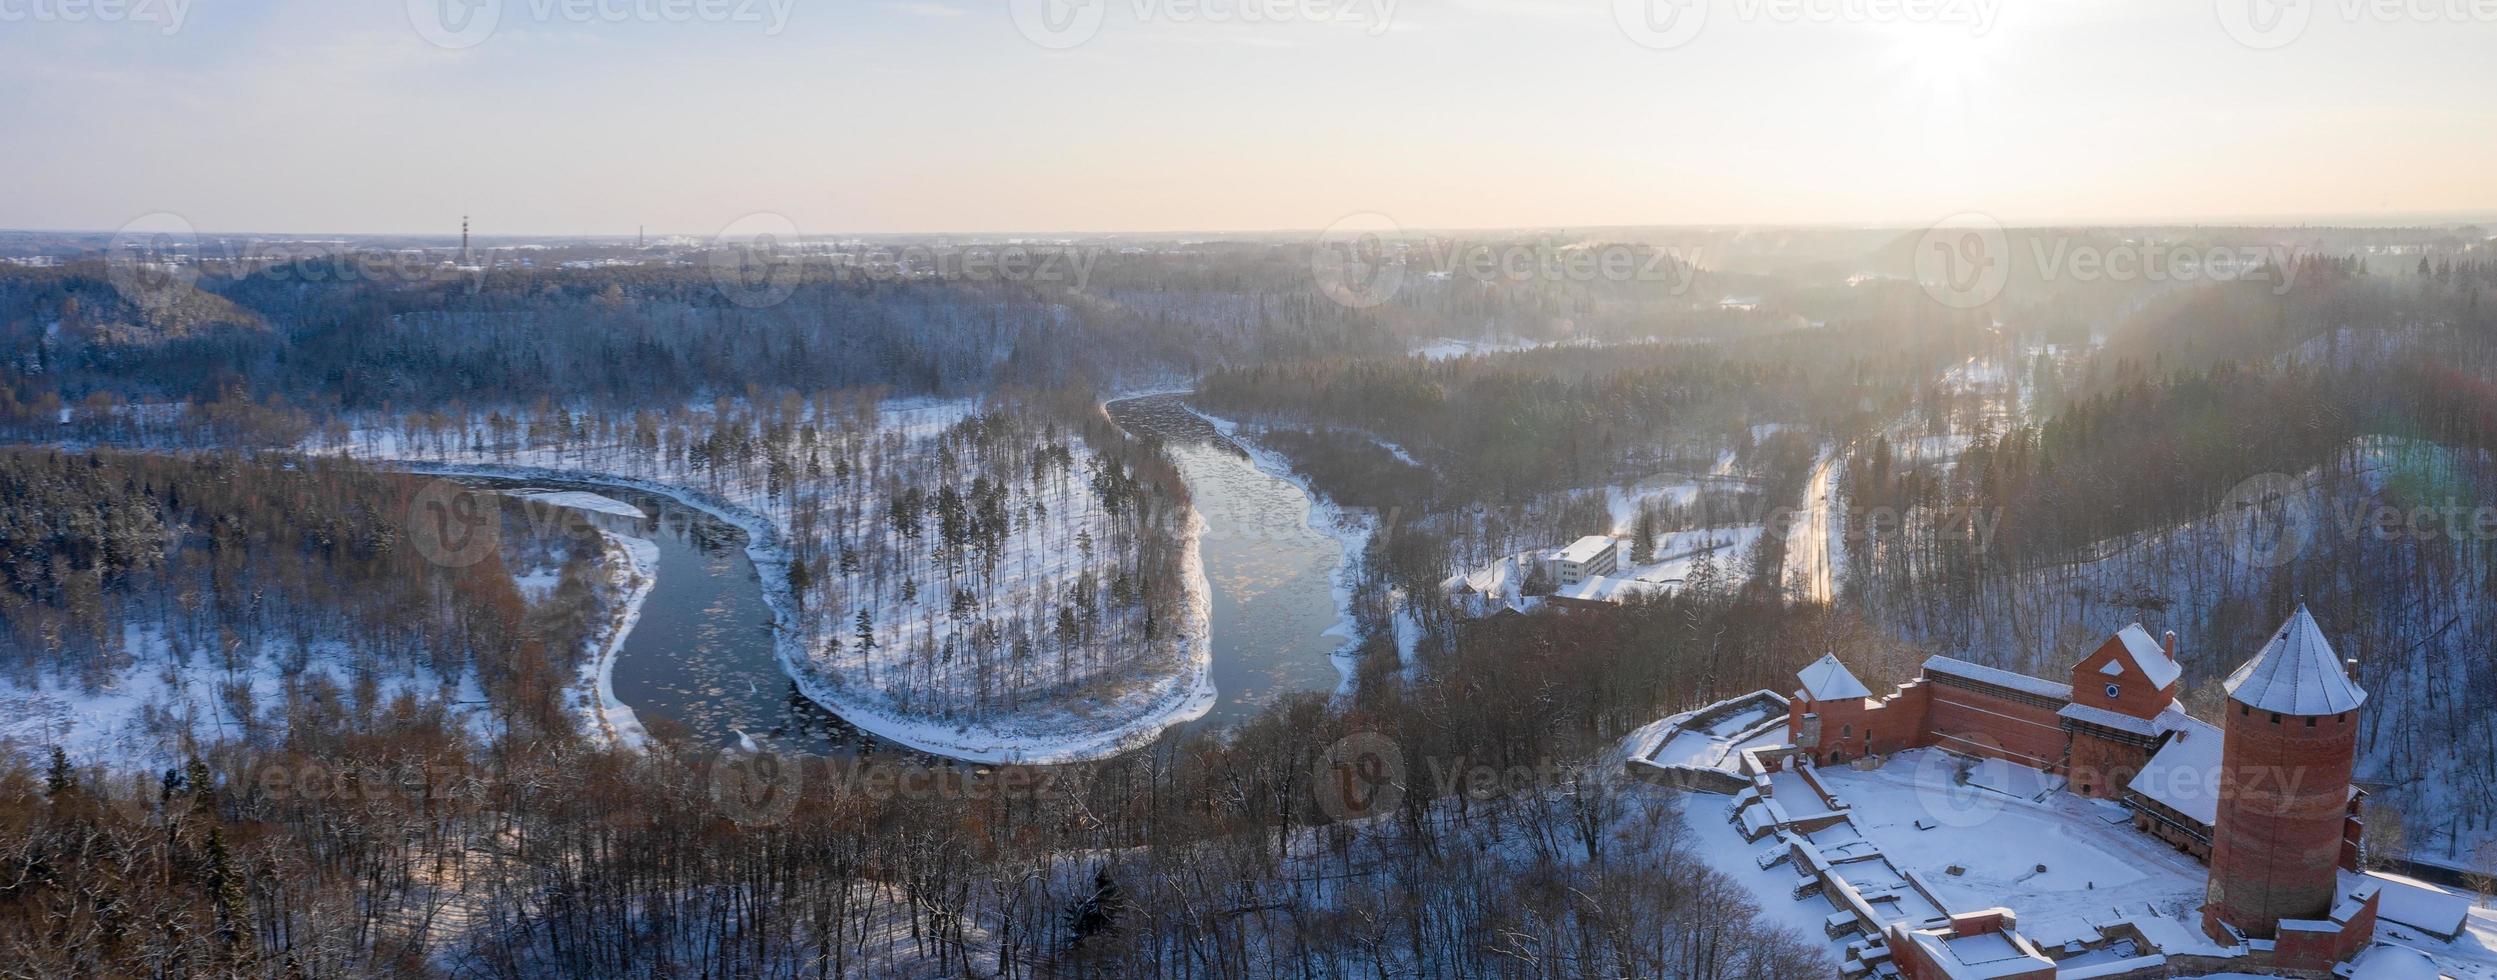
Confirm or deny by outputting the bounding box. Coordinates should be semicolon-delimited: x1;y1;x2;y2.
0;261;1214;413
1195;304;1999;502
2;579;1858;978
0;448;592;736
1846;363;2360;587
1198;347;1798;503
1848;260;2497;594
2090;252;2497;375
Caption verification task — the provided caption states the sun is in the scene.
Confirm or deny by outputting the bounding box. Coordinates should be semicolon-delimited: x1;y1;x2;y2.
1886;24;2000;94
1880;24;2006;158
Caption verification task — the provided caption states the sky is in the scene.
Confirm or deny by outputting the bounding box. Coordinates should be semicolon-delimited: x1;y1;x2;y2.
1;0;2492;237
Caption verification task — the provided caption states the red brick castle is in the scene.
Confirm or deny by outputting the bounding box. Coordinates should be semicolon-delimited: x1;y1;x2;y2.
1792;606;2382;973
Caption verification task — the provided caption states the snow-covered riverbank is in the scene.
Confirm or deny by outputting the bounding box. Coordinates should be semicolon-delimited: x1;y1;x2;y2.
571;529;657;749
1191;407;1378;694
373;458;1216;764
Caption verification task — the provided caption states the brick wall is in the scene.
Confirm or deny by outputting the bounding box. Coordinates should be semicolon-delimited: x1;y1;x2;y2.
2204;703;2361;941
1924;675;2070;772
2069;729;2156;799
2067;632;2180;721
1792;682;1932;765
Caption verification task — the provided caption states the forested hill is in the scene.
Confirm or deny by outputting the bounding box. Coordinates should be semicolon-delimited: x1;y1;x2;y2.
0;261;1226;412
1194;313;1996;504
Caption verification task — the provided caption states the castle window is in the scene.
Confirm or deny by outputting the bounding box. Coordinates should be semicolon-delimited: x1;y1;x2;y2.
2240;704;2250;716
2307;717;2317;727
2105;683;2121;700
2271;712;2282;724
1843;724;1853;739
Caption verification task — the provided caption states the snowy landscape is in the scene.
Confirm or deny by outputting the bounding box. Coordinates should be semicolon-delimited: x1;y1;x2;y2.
4;28;2495;969
324;397;1216;763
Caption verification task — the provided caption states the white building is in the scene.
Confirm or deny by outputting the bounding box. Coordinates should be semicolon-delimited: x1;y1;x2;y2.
1542;535;1621;588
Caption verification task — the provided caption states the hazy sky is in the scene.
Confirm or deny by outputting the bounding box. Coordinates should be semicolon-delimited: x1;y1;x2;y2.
2;0;2491;236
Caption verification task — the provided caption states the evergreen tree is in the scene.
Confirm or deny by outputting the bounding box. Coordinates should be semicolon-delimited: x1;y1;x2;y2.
44;745;76;800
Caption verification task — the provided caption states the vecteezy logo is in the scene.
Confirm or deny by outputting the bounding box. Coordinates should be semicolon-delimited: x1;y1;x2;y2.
706;212;807;310
710;747;803;827
408;0;503;49
1909;739;2007;829
105;212;200;313
1010;0;1106;49
2216;0;2310;50
1313;732;1405;822
406;479;502;569
2218;472;2312;569
1913;212;2010;310
1613;0;1708;50
1310;212;1406;310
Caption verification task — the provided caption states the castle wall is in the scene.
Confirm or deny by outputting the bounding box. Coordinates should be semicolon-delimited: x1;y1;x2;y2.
1792;681;1931;765
2068;729;2156;799
1924;674;2069;772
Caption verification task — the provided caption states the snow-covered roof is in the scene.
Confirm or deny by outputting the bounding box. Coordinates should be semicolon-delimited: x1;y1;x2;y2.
1898;923;2056;979
1553;535;1616;564
2126;715;2224;826
2224;605;2367;716
1797;653;1873;702
1923;656;2073;700
2113;623;2184;690
2345;943;2446;980
2058;700;2195;739
1552;573;1668;604
2358;870;2473;940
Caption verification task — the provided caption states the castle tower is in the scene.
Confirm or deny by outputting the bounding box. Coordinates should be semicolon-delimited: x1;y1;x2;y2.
2202;605;2367;943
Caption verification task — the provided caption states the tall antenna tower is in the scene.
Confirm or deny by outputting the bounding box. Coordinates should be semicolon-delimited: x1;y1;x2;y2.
461;215;472;265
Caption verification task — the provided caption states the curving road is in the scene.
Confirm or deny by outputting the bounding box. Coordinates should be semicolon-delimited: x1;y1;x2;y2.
1785;448;1842;604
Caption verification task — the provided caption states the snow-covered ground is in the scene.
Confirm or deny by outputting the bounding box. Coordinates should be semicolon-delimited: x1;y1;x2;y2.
1599;453;1742;535
1645;701;1787;770
1448;526;1762;613
0;485;664;766
570;530;657;749
1817;751;2218;950
520;489;648;520
0;625;497;767
1410;335;1559;360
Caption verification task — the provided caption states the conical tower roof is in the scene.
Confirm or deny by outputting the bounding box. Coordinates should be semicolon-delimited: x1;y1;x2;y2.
1797;652;1872;701
2223;605;2366;716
